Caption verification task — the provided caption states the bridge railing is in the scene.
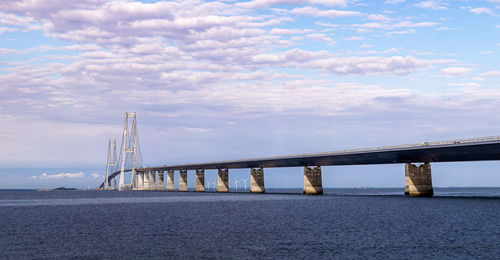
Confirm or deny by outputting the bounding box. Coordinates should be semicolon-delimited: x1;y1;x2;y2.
323;135;500;155
259;135;500;160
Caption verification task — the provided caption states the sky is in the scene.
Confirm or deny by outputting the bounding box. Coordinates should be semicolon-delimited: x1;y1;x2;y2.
0;0;499;189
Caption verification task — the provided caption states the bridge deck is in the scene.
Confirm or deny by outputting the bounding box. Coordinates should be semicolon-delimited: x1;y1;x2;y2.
144;137;500;171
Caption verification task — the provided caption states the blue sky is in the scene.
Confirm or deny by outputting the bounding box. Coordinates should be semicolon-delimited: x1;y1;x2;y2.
0;0;499;189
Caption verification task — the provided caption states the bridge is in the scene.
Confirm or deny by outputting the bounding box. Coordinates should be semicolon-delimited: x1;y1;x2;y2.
99;113;500;196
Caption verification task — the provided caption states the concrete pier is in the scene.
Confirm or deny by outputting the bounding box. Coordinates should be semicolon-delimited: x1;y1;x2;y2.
157;170;164;191
250;168;265;193
217;168;229;192
405;163;433;197
166;170;174;191
137;171;144;190
149;171;156;190
179;170;188;192
195;169;205;192
143;171;150;190
303;166;323;195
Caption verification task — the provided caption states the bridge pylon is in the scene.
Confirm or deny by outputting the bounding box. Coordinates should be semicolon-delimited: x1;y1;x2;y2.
103;139;117;190
118;112;139;191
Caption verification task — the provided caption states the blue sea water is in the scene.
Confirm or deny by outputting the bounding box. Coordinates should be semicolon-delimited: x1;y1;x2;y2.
1;188;500;259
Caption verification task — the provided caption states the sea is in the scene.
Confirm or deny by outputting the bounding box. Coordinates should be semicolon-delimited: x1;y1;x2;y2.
1;188;500;259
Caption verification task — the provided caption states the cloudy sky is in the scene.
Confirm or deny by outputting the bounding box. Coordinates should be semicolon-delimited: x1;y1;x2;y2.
1;0;499;189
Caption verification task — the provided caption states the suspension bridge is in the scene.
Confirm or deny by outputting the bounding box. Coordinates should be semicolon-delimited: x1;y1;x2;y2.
99;112;500;196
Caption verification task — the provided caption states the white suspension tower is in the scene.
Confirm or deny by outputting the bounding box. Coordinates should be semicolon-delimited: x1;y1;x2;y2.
103;139;117;190
118;112;138;191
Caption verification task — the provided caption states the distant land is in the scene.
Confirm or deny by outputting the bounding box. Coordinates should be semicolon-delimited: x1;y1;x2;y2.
38;187;77;191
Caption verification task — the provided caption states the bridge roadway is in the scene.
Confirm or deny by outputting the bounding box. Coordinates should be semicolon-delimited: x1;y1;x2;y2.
101;137;500;194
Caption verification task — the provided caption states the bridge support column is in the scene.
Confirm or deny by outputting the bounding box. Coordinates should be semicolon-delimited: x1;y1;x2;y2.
157;171;164;191
149;171;156;190
250;168;265;193
405;163;433;197
166;170;174;191
140;171;146;190
136;171;143;190
179;170;188;192
303;166;323;195
143;171;150;190
217;169;229;192
195;169;205;192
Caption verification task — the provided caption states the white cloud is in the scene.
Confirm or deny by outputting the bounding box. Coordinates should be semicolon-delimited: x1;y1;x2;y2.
237;0;347;9
0;12;35;26
0;47;20;54
354;21;439;32
290;7;361;18
306;33;336;44
344;36;364;41
440;67;473;76
414;1;448;10
480;51;493;55
184;127;212;133
434;26;455;32
385;0;405;4
0;26;15;35
0;1;107;15
250;48;327;64
248;49;438;75
64;44;101;51
480;70;500;77
367;14;391;22
315;21;339;27
357;48;400;55
448;82;480;88
470;8;496;16
386;29;416;36
29;172;86;180
309;0;347;6
270;28;310;34
310;55;434;75
395;21;439;28
90;173;103;178
28;171;103;180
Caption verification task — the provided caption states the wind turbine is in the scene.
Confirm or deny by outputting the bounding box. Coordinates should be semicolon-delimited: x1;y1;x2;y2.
242;178;249;191
234;179;240;192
